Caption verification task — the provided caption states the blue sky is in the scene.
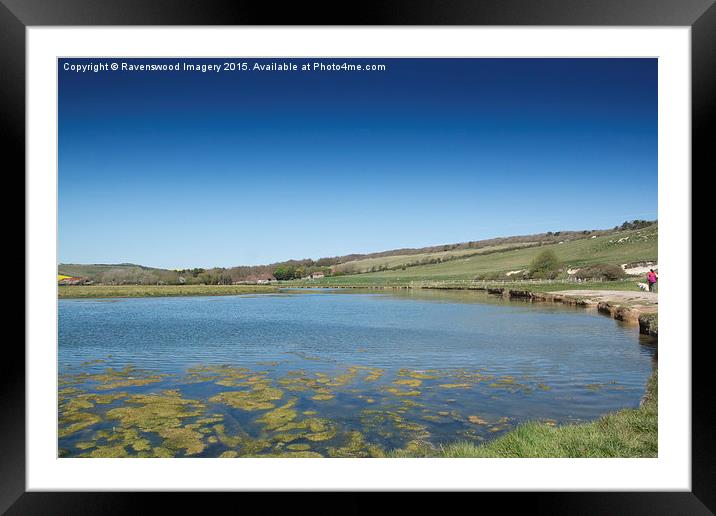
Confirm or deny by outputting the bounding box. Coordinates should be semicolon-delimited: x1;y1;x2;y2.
59;58;657;269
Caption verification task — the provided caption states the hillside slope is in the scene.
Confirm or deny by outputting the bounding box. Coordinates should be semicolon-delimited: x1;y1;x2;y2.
308;225;657;286
59;222;656;286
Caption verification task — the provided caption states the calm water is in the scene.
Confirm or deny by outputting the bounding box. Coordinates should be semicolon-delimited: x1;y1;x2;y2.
58;289;656;457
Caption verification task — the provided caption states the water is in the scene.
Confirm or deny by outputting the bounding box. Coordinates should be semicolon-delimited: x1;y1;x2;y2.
58;289;656;457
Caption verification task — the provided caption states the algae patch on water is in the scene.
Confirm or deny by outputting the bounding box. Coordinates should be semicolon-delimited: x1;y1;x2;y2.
85;366;168;391
327;431;385;458
257;399;299;431
209;383;284;411
102;390;208;456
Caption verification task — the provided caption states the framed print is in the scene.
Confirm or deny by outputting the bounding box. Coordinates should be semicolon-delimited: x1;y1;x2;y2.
5;0;710;512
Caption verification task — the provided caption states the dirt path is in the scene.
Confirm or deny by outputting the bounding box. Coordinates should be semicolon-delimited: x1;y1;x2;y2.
548;290;657;310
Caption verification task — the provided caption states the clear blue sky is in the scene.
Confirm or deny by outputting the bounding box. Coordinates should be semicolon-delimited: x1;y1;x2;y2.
59;58;657;269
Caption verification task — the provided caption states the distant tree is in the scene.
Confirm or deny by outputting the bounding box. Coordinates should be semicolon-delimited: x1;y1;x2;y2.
273;265;299;280
529;249;560;279
617;219;653;231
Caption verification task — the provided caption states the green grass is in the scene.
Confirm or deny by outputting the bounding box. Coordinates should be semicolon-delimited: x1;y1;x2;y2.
58;284;279;299
334;242;538;274
389;370;657;458
294;225;656;287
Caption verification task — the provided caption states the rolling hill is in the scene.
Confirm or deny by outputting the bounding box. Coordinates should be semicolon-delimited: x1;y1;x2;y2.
59;221;657;286
305;224;658;286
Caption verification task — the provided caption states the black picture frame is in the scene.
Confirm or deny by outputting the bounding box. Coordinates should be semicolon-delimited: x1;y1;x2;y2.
4;0;708;512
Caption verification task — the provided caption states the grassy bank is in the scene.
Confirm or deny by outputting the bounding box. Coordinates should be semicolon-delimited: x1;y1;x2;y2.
58;284;279;299
390;370;657;458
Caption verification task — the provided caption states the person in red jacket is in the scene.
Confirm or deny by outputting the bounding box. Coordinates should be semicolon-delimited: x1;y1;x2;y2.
647;269;658;292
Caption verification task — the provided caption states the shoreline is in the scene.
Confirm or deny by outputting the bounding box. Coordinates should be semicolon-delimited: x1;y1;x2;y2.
58;284;279;299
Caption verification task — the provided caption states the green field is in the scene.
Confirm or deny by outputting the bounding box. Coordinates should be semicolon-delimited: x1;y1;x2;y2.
58;284;279;299
390;369;657;458
294;225;657;287
334;242;539;274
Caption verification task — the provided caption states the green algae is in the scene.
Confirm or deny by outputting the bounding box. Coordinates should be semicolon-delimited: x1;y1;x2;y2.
59;411;102;438
437;383;472;389
85;366;168;391
327;366;360;387
286;443;312;451
327;431;374;458
583;382;622;392
194;414;224;425
59;360;585;458
258;414;336;443
384;386;421;397
311;392;335;401
63;397;95;411
94;427;153;453
360;408;429;442
266;450;323;458
209;385;284;411
212;424;243;447
185;365;258;387
87;445;130;458
272;432;303;444
303;418;337;441
398;369;440;380
220;450;239;458
152;447;175;457
485;376;533;393
106;390;205;432
277;371;335;400
268;415;337;443
58;386;84;398
155;427;204;455
213;424;270;455
393;378;422;388
363;368;385;382
102;389;208;456
257;399;299;431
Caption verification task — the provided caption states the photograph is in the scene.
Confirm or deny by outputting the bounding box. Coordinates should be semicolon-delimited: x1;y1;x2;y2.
56;57;660;460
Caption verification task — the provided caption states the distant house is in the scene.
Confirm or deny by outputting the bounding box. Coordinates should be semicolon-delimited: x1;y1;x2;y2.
304;272;325;280
237;273;276;285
